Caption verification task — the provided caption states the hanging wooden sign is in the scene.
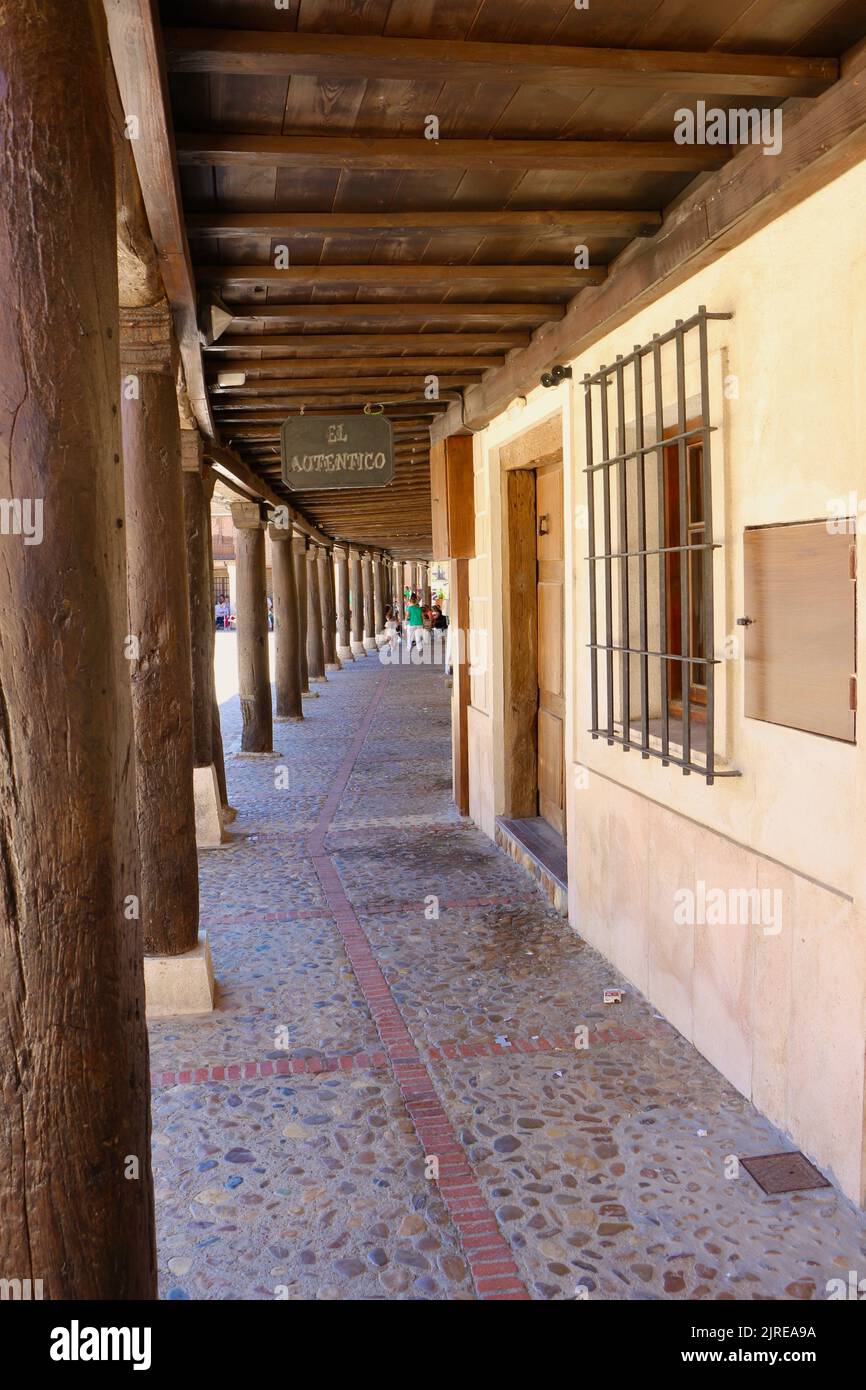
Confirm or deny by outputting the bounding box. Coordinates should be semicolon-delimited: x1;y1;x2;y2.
280;414;394;490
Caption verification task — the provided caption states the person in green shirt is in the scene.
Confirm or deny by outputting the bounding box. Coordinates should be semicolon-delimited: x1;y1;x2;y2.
405;592;425;656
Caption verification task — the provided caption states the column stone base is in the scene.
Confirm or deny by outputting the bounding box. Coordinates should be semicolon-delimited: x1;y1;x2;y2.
144;931;216;1018
302;689;320;699
325;658;342;672
351;641;366;656
338;645;355;661
310;674;328;683
363;637;378;652
275;714;304;723
193;764;225;848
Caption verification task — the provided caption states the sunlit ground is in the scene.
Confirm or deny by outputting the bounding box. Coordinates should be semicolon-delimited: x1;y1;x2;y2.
213;629;275;706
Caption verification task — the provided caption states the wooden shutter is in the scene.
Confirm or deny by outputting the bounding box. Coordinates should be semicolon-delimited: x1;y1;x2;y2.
743;521;856;742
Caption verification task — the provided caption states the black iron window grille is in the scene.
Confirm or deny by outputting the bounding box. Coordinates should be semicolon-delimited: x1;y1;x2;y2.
583;305;738;785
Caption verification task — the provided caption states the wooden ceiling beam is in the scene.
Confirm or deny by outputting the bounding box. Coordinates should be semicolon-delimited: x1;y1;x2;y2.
214;394;457;412
189;210;660;238
221;303;566;325
206;356;504;374
196;266;602;291
204;332;528;353
211;376;480;391
176;133;727;173
164;30;836;97
105;1;215;438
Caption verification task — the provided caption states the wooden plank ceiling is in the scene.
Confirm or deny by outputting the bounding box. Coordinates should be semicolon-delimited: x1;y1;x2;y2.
157;0;863;558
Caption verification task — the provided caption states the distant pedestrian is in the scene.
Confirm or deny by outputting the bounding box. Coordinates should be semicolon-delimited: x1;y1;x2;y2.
404;592;424;656
384;604;400;654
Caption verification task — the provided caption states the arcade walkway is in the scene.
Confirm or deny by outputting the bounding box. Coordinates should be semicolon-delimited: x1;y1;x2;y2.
149;645;866;1301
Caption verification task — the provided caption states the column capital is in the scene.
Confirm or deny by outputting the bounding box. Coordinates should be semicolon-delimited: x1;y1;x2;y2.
180;430;203;474
292;533;307;556
268;519;293;543
119;300;175;376
348;546;362;561
332;545;348;562
306;542;320;560
230;499;265;530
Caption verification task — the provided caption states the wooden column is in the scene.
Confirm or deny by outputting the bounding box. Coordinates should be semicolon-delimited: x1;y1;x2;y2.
334;546;354;660
362;550;377;651
403;561;414;597
121;301;200;957
293;533;314;696
182;434;225;847
270;521;303;721
306;544;327;682
319;546;340;669
231;501;273;751
373;555;385;637
203;471;233;820
422;563;432;608
0;0;156;1298
349;547;366;655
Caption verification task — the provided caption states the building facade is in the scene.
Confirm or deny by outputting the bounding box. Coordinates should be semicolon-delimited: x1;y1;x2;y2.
453;159;866;1206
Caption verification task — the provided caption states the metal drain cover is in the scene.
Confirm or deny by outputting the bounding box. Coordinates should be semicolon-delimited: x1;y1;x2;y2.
741;1151;831;1195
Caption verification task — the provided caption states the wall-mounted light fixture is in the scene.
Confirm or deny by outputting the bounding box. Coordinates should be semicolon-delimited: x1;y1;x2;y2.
540;364;573;389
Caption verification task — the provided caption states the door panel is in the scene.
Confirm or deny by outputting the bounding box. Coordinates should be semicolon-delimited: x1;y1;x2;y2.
537;708;565;836
536;461;565;838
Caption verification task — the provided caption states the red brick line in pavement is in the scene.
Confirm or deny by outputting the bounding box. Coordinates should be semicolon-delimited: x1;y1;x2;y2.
150;1051;389;1088
306;665;531;1301
149;1025;661;1087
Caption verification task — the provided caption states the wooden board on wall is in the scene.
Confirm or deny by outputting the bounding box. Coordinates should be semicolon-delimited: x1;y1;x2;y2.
451;556;471;816
504;468;538;817
744;521;856;742
431;434;475;559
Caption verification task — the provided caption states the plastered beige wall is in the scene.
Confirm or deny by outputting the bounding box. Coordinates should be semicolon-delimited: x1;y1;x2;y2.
465;159;866;1203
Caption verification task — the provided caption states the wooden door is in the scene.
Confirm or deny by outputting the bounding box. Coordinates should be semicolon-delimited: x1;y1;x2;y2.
536;462;565;837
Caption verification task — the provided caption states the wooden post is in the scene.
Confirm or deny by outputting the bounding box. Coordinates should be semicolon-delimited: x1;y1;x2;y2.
203;470;233;820
373;555;385;637
270;520;303;720
349;547;366;655
362;550;377;651
293;533;315;696
0;0;156;1298
231;500;273;751
306;543;327;682
422;562;432;608
319;546;340;669
120;301;200;958
182;433;225;847
334;545;354;660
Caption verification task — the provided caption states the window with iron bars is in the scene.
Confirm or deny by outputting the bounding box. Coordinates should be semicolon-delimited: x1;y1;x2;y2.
582;306;738;785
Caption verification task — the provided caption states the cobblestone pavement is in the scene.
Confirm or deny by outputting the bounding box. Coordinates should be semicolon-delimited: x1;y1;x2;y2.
149;635;866;1300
